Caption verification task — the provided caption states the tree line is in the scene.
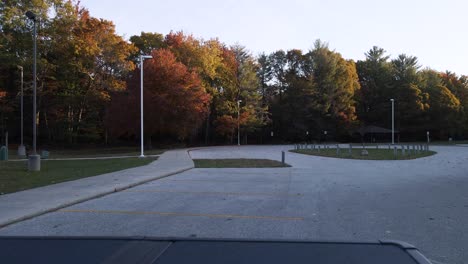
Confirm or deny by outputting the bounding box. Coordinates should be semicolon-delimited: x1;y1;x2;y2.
1;0;467;148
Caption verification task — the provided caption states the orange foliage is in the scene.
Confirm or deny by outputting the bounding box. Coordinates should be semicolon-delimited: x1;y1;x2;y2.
106;49;210;140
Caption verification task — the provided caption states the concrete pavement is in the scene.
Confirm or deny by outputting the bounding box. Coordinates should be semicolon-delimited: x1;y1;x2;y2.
1;145;467;263
0;149;193;228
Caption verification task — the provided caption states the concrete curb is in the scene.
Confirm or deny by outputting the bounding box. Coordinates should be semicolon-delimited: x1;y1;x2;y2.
0;151;194;229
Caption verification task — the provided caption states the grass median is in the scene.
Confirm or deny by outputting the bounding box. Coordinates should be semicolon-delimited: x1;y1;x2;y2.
7;147;164;160
0;157;157;194
291;148;436;160
194;159;290;168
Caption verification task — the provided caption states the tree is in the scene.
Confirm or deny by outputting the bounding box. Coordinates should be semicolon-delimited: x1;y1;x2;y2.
440;71;468;137
356;46;394;128
305;40;360;137
163;31;237;143
390;54;428;136
129;32;165;61
230;44;267;143
419;70;460;138
106;49;210;143
47;6;136;143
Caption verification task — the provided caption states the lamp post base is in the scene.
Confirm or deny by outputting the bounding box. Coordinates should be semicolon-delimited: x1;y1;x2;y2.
28;154;41;171
18;145;26;157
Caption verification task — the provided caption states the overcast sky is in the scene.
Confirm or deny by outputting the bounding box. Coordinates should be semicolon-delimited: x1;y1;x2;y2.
79;0;468;75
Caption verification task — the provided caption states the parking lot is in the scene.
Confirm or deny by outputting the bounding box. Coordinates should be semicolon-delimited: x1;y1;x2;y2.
1;145;467;264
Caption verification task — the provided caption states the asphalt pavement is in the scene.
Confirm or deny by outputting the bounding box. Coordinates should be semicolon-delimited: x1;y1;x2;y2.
0;149;193;227
1;145;467;264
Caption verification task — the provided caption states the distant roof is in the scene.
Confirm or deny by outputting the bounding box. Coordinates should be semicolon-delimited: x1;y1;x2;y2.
358;125;398;135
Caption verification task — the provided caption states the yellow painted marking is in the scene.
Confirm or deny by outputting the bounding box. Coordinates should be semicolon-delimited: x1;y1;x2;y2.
165;179;290;183
124;189;302;197
59;209;303;221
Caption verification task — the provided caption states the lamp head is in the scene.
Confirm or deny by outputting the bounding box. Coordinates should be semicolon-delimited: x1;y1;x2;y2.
25;11;37;21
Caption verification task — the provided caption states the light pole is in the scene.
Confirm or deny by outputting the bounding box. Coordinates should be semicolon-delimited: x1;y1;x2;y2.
237;100;242;146
26;11;40;171
390;99;395;145
17;66;26;157
139;54;152;158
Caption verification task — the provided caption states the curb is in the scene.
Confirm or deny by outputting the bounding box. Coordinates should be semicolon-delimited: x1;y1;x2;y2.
0;165;193;229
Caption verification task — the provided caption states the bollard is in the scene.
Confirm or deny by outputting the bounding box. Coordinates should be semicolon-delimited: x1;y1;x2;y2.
393;146;397;159
349;145;352;156
318;145;321;153
281;151;285;164
336;145;340;155
401;145;405;156
388;144;391;150
376;144;379;150
426;144;430;151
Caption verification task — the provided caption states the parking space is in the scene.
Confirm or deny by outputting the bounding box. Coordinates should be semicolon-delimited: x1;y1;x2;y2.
0;145;467;263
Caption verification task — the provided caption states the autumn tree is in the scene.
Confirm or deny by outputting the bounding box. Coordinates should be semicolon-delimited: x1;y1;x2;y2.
419;70;460;138
305;41;360;138
106;49;210;144
230;45;267;143
129;32;165;62
440;72;468;137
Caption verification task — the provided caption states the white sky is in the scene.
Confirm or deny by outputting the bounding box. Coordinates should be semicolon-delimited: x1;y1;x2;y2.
79;0;468;75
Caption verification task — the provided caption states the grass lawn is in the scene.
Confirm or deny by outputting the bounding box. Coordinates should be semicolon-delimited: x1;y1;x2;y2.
0;157;157;194
291;148;436;160
350;141;468;146
7;147;164;160
193;159;290;168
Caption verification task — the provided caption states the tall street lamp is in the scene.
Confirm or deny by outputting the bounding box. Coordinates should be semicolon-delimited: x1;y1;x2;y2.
17;66;26;157
237;100;242;146
26;11;40;171
390;99;395;145
139;54;152;158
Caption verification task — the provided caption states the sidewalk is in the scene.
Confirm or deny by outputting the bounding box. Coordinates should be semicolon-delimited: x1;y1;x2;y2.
0;149;194;228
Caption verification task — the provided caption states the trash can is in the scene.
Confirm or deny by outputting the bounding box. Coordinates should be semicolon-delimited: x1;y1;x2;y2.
0;146;7;161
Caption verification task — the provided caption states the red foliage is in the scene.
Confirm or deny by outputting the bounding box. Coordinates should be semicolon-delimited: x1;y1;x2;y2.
106;49;210;140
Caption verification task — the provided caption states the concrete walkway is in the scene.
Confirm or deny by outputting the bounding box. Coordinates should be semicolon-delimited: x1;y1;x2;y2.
0;149;193;228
